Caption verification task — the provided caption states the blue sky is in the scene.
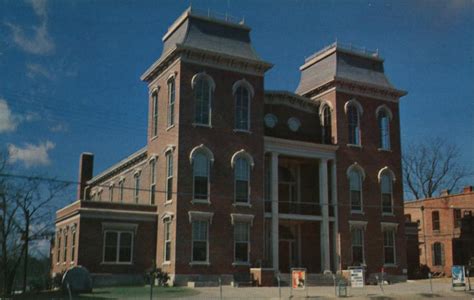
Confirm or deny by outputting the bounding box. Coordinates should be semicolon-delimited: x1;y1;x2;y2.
0;0;473;208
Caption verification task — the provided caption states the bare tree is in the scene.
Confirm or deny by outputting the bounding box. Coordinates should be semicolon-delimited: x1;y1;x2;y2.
0;153;68;296
403;137;471;200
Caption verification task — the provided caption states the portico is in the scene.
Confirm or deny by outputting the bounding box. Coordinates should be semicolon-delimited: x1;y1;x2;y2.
264;136;339;273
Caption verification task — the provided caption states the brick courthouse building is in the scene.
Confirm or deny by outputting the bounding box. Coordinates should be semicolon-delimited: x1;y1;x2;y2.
51;8;408;285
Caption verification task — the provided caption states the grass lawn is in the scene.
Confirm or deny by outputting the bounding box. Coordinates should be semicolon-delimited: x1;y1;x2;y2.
13;286;200;299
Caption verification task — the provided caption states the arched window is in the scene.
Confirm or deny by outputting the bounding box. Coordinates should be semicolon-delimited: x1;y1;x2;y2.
349;168;363;212
378;110;390;150
380;172;393;214
432;242;444;266
193;153;210;201
234;157;250;203
167;77;175;127
231;150;254;204
321;105;332;144
152;91;159;137
192;73;214;126
347;104;360;145
233;79;254;131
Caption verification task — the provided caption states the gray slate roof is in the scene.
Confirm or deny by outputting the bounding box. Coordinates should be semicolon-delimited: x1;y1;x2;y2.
296;45;398;95
161;9;262;62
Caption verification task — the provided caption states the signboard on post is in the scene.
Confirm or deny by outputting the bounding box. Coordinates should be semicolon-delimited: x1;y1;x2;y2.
291;268;306;290
349;267;365;288
452;265;466;288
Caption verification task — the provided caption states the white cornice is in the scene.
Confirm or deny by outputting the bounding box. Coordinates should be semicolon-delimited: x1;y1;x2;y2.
264;136;338;160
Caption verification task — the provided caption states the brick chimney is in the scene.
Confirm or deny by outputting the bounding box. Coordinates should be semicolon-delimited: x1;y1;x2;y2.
463;186;473;194
77;153;94;200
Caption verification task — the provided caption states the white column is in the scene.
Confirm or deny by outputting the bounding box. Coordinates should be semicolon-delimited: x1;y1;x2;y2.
271;152;279;272
331;159;340;272
319;158;331;272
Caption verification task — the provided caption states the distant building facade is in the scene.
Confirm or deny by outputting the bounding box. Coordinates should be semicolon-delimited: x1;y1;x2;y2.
405;187;474;276
51;8;408;285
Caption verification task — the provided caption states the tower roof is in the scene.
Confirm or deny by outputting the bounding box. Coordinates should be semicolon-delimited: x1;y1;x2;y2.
141;8;271;81
295;42;406;97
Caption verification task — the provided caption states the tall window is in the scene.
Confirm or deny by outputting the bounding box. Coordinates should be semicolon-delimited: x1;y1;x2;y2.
164;220;171;262
152;91;159;136
166;152;173;201
56;232;61;263
349;169;363;212
383;229;396;265
235;157;250;203
347;104;360;145
103;231;133;263
194;77;212;125
351;227;364;265
235;86;250;130
453;209;462;228
134;172;140;203
321;105;332;144
109;184;114;202
193;153;210;201
378;110;390;150
234;222;250;263
432;242;444;266
432;211;440;231
192;220;208;262
71;228;76;262
381;172;393;214
167;78;175;127
63;229;68;262
150;159;156;205
119;179;124;203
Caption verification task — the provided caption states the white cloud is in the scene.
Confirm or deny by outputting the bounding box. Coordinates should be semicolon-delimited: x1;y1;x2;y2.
26;63;55;80
4;0;55;55
0;99;19;133
8;140;55;168
49;122;68;132
0;99;40;133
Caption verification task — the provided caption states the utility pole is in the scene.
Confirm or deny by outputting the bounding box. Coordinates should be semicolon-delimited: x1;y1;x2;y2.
421;206;427;266
22;212;30;293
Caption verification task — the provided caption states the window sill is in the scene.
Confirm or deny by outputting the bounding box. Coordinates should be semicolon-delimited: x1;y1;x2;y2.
191;199;211;205
70;262;75;265
164;200;173;206
162;261;171;266
189;261;210;266
166;125;175;131
233;202;252;208
383;264;398;268
150;135;158;142
377;148;392;152
192;123;212;128
351;210;364;215
347;144;362;149
233;129;251;134
232;262;251;267
382;212;395;217
101;262;133;265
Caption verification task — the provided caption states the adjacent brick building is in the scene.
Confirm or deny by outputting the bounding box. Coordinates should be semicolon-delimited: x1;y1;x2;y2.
405;187;474;276
51;8;409;285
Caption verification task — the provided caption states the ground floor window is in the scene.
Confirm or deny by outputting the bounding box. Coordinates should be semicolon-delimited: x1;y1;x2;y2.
103;231;133;263
164;220;171;262
234;222;250;263
192;220;208;262
351;227;364;265
383;229;396;265
432;242;444;266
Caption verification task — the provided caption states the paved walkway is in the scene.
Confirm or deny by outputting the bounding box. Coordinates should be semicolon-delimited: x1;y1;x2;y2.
189;278;474;299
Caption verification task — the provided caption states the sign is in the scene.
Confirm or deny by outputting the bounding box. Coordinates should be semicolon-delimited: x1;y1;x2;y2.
291;268;306;290
452;265;466;288
350;267;365;288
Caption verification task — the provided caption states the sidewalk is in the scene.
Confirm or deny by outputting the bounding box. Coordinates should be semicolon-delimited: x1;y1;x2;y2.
190;278;474;299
